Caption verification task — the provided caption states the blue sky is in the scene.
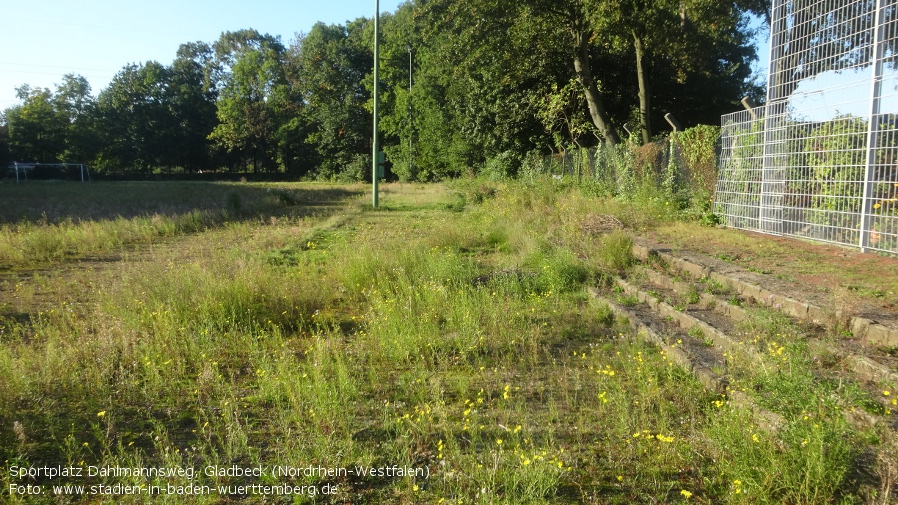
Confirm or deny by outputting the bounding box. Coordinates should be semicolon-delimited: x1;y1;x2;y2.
0;0;406;108
743;15;898;122
1;2;770;111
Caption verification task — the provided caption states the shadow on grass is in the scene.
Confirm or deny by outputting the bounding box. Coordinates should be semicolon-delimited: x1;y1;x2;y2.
0;181;364;225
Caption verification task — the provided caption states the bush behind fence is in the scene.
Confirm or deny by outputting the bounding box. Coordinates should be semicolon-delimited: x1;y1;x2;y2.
715;109;898;255
517;125;720;205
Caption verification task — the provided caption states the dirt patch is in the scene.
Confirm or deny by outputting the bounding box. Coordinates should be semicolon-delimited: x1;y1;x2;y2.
580;213;624;235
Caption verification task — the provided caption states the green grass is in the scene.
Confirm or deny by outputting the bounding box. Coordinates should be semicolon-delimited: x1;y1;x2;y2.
0;181;359;269
0;179;889;503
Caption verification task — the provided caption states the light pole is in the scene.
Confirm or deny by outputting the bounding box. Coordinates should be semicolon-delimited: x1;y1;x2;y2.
407;45;413;178
372;0;380;208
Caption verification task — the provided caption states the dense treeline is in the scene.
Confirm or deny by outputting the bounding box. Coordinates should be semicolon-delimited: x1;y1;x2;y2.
0;0;767;180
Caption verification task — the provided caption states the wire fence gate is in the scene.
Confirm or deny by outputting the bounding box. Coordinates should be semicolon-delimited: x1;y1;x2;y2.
715;0;898;254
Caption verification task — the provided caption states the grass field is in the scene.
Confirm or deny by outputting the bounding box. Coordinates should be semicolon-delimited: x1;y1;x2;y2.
0;180;893;503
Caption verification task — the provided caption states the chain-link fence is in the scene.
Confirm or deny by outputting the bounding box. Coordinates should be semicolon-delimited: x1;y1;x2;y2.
521;137;704;199
715;0;898;254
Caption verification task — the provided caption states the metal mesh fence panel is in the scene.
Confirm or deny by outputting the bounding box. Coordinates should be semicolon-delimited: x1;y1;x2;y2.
715;0;898;254
716;110;766;230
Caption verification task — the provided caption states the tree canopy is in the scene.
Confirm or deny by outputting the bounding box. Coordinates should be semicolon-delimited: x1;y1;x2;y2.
1;0;765;179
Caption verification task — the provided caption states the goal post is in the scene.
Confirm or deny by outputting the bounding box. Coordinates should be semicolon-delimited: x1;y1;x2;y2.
7;162;91;183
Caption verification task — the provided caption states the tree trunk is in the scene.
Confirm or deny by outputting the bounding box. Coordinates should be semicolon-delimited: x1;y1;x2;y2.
572;30;620;146
634;32;652;145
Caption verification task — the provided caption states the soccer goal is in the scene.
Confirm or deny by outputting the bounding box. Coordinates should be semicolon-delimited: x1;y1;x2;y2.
6;162;91;183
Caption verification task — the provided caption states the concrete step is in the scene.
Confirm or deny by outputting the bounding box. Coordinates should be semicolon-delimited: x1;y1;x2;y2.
611;247;898;431
629;262;898;390
632;240;898;348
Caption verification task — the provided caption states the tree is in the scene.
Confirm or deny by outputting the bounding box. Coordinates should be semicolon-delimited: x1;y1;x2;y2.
95;62;174;173
0;0;764;179
417;0;758;149
6;85;67;162
416;0;625;148
3;76;100;168
584;0;758;144
168;42;219;172
533;79;602;150
0;113;10;168
92;51;221;174
737;0;771;26
54;74;100;163
372;4;418;180
209;30;288;172
648;2;759;128
588;0;676;144
295;20;374;179
401;0;577;179
278;36;314;176
516;0;625;146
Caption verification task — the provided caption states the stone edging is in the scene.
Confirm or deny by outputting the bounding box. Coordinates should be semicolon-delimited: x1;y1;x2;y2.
630;264;898;388
631;243;898;348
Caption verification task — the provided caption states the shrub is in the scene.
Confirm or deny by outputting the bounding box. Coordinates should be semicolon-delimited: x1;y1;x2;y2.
481;151;521;181
598;230;635;271
677;124;721;198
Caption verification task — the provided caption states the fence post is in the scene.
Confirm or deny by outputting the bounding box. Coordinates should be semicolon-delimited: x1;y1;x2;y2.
664;114;681;195
576;148;581;183
860;0;886;252
741;97;759;120
561;148;565;179
758;0;788;236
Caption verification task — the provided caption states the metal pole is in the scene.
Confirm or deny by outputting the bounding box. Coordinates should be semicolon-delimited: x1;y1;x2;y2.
561;147;565;178
664;113;680;195
372;0;380;208
759;0;787;236
741;96;759;120
860;0;886;252
408;46;413;178
15;162;19;183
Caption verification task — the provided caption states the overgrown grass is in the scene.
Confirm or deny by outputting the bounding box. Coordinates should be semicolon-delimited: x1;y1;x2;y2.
0;181;359;269
0;180;887;503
